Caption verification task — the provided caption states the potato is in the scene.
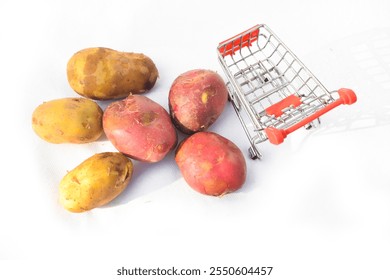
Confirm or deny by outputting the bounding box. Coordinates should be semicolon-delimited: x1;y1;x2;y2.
59;152;133;213
67;47;159;100
175;131;246;196
168;69;228;134
103;95;177;163
32;97;103;144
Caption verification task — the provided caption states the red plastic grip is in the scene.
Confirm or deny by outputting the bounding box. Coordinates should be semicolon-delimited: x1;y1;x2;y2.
218;25;260;57
264;127;287;145
338;88;357;105
265;95;302;117
265;88;357;145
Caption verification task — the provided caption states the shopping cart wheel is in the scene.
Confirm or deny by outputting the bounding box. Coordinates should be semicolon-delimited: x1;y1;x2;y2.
248;146;261;160
305;118;321;130
228;92;241;110
248;147;257;160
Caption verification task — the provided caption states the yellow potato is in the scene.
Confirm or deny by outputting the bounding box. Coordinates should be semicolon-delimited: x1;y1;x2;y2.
59;152;133;213
32;97;103;144
67;47;159;100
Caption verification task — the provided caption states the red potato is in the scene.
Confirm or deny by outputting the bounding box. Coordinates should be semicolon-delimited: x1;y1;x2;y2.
103;95;177;163
175;131;246;196
168;69;228;134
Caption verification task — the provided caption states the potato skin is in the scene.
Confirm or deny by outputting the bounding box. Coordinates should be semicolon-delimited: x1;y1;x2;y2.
168;69;228;134
175;132;246;196
59;152;133;213
32;97;103;144
67;47;159;100
103;95;177;163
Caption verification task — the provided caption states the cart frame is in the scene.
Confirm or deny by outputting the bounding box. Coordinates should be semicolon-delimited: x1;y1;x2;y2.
217;24;356;159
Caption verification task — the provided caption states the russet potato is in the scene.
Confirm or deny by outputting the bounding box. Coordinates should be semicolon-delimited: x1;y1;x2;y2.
32;97;103;144
59;152;133;212
67;47;159;100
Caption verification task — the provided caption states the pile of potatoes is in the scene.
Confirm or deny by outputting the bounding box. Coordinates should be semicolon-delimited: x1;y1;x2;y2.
32;47;247;213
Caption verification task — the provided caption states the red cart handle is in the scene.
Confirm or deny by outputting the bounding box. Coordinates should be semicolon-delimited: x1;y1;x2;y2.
218;25;260;57
265;88;357;145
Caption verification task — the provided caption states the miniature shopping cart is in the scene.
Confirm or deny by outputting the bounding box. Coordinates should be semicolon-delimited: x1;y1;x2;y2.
217;24;357;159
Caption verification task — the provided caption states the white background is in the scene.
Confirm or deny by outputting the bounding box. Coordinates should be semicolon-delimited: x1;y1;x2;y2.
1;0;389;279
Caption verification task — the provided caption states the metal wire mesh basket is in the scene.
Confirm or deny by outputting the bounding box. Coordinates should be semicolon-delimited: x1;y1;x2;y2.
217;24;357;159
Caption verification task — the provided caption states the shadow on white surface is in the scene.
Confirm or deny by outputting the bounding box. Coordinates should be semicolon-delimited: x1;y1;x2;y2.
289;28;390;150
103;151;182;208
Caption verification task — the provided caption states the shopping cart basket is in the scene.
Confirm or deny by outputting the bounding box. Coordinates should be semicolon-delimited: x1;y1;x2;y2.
217;24;357;159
